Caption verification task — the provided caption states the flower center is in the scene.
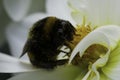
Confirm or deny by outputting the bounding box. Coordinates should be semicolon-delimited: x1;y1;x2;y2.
69;24;108;68
72;44;107;66
68;24;92;49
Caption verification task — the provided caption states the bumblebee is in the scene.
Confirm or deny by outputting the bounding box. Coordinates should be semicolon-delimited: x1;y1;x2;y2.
20;16;76;69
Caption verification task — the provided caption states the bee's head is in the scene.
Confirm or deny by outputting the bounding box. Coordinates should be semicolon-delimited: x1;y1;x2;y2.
50;19;75;46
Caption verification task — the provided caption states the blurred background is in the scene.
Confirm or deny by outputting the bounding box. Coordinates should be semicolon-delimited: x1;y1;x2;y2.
0;0;45;80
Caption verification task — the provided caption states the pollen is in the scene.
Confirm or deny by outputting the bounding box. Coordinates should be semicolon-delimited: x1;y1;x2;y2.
68;24;92;66
75;24;91;40
69;24;92;49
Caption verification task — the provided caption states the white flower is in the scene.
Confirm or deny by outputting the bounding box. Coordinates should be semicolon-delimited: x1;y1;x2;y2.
1;0;120;80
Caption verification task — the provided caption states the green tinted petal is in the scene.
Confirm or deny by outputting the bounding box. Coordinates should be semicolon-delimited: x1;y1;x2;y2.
9;66;81;80
75;72;87;80
102;43;120;80
100;72;111;80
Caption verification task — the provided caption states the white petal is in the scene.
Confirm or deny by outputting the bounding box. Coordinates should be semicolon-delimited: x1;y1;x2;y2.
102;43;120;80
71;11;85;25
8;66;80;80
93;25;120;50
107;0;120;25
102;61;120;80
68;0;120;27
3;0;31;21
68;0;88;25
6;22;29;60
46;0;75;25
0;53;38;73
100;73;110;80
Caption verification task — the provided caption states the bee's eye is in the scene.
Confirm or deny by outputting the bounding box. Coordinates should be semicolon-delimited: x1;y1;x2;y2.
61;21;66;26
57;21;66;34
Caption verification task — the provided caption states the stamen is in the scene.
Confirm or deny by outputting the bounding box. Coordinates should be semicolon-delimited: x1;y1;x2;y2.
68;24;92;51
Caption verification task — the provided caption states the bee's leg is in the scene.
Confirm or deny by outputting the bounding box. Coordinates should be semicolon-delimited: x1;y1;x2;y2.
64;42;73;56
56;44;71;66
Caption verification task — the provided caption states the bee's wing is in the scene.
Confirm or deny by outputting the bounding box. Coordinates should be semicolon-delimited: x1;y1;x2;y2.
20;39;31;58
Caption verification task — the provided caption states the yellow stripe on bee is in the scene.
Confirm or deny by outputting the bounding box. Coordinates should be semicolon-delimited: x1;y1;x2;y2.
43;17;57;35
